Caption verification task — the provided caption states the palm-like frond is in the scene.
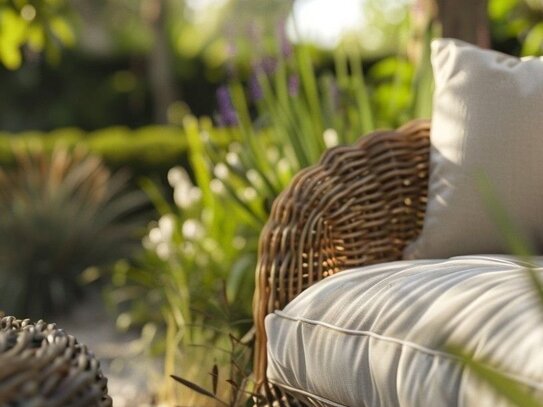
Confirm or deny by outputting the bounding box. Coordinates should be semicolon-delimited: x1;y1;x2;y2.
0;146;148;318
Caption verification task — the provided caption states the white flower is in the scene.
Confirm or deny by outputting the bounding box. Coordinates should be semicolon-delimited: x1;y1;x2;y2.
242;187;257;201
323;128;339;148
158;214;175;241
142;236;153;250
182;219;205;240
116;313;132;331
246;169;263;189
167;166;190;188
210;178;225;195
200;130;210;143
213;163;229;180
174;187;187;208
277;158;291;175
189;187;202;205
226;152;241;167
174;185;201;209
156;242;171;260
148;227;162;245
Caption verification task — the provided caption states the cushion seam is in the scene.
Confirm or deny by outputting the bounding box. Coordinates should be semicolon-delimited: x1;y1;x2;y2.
272;311;543;391
267;378;349;407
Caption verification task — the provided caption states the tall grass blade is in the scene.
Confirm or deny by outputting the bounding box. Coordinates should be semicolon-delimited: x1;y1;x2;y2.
170;375;228;406
449;346;543;407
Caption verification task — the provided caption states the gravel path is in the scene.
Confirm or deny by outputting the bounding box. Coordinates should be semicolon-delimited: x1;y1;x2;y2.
54;292;162;406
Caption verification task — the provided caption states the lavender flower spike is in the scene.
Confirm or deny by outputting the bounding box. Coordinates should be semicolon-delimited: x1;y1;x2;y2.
288;74;300;97
276;20;293;59
249;72;264;102
216;85;238;126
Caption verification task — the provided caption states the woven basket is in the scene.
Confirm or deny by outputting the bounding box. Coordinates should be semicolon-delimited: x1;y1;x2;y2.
253;120;431;404
0;316;112;407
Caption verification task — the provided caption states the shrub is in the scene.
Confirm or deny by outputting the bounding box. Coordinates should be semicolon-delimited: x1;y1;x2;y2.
0;146;149;318
0;126;173;180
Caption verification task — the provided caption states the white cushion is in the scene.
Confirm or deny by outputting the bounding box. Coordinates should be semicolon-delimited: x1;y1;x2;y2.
266;256;543;406
404;39;543;259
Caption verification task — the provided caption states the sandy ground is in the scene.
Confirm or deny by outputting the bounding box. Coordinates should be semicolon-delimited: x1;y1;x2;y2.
54;292;163;406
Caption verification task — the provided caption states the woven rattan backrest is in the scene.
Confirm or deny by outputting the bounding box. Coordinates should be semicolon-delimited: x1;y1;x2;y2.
253;119;431;395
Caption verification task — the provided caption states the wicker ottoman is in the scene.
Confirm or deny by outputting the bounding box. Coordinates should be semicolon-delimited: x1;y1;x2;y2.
0;316;112;407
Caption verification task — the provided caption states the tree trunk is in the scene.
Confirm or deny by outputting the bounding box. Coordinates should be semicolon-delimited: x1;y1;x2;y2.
147;0;177;124
436;0;490;48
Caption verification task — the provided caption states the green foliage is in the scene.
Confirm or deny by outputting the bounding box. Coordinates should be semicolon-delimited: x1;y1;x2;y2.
449;345;543;407
489;0;543;56
0;125;233;181
0;147;149;319
114;34;435;405
0;0;74;69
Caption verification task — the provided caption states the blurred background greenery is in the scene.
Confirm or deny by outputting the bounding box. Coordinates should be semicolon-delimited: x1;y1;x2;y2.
0;0;542;405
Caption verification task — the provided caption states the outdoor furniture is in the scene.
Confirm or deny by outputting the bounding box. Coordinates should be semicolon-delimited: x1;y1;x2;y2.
254;119;430;404
0;316;112;407
252;119;543;406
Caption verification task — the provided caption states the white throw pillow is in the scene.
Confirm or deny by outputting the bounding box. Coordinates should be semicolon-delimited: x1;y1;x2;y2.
404;38;543;259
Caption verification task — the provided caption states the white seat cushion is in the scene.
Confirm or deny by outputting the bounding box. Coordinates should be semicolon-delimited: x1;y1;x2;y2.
265;256;543;407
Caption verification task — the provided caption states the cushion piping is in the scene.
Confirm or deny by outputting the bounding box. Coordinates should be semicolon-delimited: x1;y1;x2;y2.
267;378;349;407
271;310;543;391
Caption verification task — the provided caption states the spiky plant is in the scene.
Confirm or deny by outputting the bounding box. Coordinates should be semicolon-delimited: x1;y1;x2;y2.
0;146;148;318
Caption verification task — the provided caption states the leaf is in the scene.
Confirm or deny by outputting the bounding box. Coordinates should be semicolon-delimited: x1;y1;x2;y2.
522;23;543;56
449;346;543;407
476;173;535;257
170;375;228;405
225;379;239;389
211;363;219;395
488;0;518;20
50;17;76;46
369;57;413;82
27;25;45;51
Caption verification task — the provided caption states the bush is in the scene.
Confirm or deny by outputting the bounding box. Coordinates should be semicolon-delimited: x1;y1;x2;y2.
0;125;233;182
0;147;149;318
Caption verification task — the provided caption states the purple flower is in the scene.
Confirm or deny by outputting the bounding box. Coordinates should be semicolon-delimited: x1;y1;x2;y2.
260;56;277;75
216;86;238;126
249;73;263;102
276;20;293;59
288;74;299;97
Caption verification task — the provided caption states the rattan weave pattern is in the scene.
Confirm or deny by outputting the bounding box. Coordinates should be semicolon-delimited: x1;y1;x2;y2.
253;119;431;403
0;316;112;407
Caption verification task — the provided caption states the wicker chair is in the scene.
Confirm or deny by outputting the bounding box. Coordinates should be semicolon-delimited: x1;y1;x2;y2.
0;316;112;407
253;119;431;404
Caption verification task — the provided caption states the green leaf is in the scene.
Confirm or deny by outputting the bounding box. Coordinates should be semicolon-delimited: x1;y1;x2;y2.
449;346;543;407
369;57;413;82
27;24;45;51
476;173;535;257
522;23;543;56
412;22;434;119
50;17;75;46
170;374;228;405
488;0;518;20
0;42;22;70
